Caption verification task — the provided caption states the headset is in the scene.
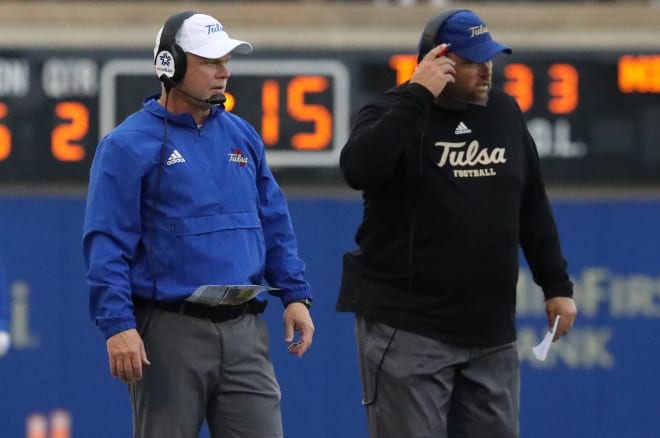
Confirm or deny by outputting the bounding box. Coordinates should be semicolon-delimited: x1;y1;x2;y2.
154;10;226;106
417;8;467;63
154;10;197;88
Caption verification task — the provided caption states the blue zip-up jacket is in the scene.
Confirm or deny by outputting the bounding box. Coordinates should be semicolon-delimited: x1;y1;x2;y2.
83;95;311;339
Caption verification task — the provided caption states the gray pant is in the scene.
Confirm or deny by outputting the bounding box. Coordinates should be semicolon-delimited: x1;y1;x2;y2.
355;316;519;438
131;306;283;438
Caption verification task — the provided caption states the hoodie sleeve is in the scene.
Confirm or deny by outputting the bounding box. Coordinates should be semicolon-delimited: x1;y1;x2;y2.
243;125;312;306
82;135;144;339
518;116;574;300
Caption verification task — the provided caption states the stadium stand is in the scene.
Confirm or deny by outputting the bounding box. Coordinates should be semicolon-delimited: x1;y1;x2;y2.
0;1;658;50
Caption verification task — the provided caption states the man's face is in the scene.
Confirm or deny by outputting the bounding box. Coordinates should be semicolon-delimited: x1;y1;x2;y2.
179;53;231;107
442;53;493;105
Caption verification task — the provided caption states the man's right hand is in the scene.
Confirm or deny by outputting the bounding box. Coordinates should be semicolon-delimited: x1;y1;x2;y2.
411;44;456;98
106;328;151;383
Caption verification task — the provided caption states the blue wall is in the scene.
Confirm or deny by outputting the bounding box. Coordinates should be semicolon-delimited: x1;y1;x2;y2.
0;194;658;438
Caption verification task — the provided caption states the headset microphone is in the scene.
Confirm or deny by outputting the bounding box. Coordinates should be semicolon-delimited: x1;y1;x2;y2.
161;75;226;107
175;86;225;107
206;94;227;106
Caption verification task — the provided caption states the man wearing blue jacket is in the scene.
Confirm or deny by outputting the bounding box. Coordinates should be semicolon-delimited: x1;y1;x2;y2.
83;11;314;438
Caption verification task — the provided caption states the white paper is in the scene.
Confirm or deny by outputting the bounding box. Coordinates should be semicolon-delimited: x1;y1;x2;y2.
0;331;10;358
532;315;561;361
185;285;277;306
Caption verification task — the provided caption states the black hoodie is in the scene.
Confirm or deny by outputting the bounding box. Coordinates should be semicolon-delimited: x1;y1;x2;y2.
337;82;573;347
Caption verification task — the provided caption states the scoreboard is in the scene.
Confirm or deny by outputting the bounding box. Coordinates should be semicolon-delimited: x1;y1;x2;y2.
0;48;659;184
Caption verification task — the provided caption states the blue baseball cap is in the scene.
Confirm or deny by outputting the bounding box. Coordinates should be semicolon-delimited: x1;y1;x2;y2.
436;11;511;63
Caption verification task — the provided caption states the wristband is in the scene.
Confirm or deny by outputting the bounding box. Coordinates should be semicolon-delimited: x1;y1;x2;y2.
288;298;312;310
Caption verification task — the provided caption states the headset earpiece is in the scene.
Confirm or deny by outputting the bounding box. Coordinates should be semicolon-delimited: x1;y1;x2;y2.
417;9;466;63
154;10;197;86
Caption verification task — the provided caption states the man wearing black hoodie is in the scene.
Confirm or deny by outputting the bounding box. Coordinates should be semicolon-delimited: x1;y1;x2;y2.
337;9;577;438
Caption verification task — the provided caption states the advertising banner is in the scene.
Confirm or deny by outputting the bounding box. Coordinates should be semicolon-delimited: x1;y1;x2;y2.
0;196;658;437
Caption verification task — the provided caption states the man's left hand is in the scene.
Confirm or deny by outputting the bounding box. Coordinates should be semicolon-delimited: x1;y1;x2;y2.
283;302;315;358
545;296;577;341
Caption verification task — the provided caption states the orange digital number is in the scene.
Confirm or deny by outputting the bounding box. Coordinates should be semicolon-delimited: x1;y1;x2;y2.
224;92;235;112
287;76;332;150
503;63;533;113
548;64;578;114
261;80;280;146
51;102;88;162
618;54;660;93
0;102;10;161
389;54;418;85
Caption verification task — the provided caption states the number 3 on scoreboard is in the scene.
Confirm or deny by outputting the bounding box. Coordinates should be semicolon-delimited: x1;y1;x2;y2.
503;63;578;115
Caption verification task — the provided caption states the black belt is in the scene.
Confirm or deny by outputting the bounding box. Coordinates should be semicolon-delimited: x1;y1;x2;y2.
133;296;267;322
